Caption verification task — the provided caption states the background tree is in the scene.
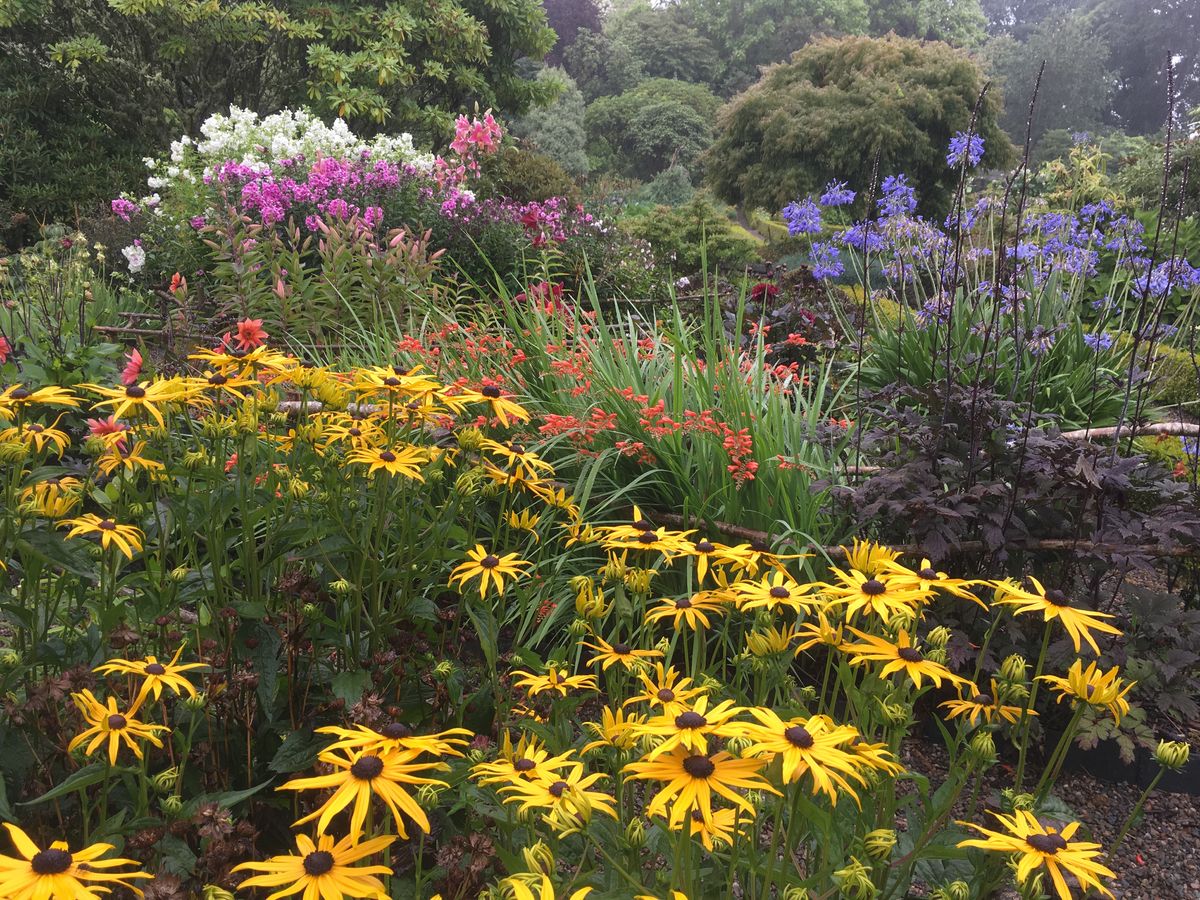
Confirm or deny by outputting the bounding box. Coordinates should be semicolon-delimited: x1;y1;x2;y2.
586;79;721;180
606;3;722;88
561;26;642;101
511;68;590;176
704;34;1015;216
0;0;555;221
541;0;602;65
866;0;987;46
984;12;1111;143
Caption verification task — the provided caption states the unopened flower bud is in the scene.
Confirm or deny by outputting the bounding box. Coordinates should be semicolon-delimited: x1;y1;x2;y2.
416;783;444;807
1155;740;1190;771
833;857;876;899
783;888;811;900
330;578;354;596
302;602;321;620
182;449;209;471
967;731;997;768
202;887;235;900
863;828;896;860
432;661;454;681
0;649;20;669
925;647;948;666
183;692;208;711
1000;654;1028;683
880;702;910;726
456;426;485;451
152;766;180;792
929;881;970;900
726;735;754;757
160;794;185;816
522;840;555;875
568;617;590;637
624;817;646;849
926;626;952;648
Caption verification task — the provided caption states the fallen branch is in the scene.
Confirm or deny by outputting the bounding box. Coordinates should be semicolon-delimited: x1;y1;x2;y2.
649;510;1200;559
1060;422;1200;441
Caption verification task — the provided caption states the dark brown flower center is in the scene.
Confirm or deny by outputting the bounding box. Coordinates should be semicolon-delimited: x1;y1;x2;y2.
1026;833;1068;854
675;711;707;730
11;387;31;400
548;780;568;797
107;714;127;730
481;385;501;398
897;647;923;662
350;755;384;780
695;541;715;553
348;427;362;437
384;377;402;387
769;586;790;599
675;598;692;609
145;663;167;676
381;722;412;739
972;693;994;706
208;374;227;385
125;385;146;398
861;579;886;596
750;539;770;552
784;725;814;749
691;809;705;822
480;555;500;569
303;850;335;876
682;755;715;778
27;424;43;433
657;688;675;702
638;530;658;544
1045;589;1070;607
30;848;73;875
379;451;397;463
514;758;536;772
99;519;117;531
633;519;654;530
611;643;632;655
918;568;938;580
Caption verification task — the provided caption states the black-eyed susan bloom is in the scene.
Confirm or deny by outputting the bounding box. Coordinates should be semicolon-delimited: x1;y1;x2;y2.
81;379;185;429
580;636;662;671
19;477;83;519
510;667;598;698
644;591;729;631
316;722;471;759
957;810;1115;900
0;384;80;421
680;806;745;851
95;646;205;707
346;445;429;479
622;664;709;717
939;679;1032;726
96;440;164;478
881;557;984;606
581;706;644;754
503;873;593;900
631;695;748;759
840;538;902;577
67;689;169;766
1038;659;1134;724
497;763;617;834
481;439;555;481
822;568;926;622
794;612;845;654
233;831;395;899
279;748;449;839
472;732;577;786
449;545;530;598
841;629;966;689
0;822;152;899
0;417;70;456
992;577;1121;654
623;747;776;828
742;709;871;805
60;515;144;559
455;382;530;427
734;571;817;614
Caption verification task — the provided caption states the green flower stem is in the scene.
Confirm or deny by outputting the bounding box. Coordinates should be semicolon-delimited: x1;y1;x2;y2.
1107;767;1165;863
1014;622;1053;792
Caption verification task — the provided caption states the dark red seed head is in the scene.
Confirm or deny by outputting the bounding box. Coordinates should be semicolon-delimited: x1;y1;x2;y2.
481;385;501;398
861;579;886;596
1026;832;1067;854
548;780;568;798
379;451;397;463
675;711;707;730
918;567;938;580
1045;589;1070;607
972;694;994;706
638;531;658;544
480;555;500;569
145;663;166;676
381;722;412;739
107;714;127;730
514;758;536;772
695;541;715;553
657;688;675;702
125;385;146;398
897;647;923;663
611;643;632;655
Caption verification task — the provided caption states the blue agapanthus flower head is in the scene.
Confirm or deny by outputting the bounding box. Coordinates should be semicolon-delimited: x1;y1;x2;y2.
809;241;843;279
782;198;822;235
946;131;985;168
819;180;856;207
878;174;917;217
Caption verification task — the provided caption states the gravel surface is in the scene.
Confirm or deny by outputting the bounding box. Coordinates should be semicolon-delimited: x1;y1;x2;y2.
901;740;1200;899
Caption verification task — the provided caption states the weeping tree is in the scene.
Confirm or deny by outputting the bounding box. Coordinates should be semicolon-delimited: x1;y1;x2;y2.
704;34;1015;217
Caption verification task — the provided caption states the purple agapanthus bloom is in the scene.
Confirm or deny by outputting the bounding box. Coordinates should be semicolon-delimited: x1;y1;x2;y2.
819;180;856;207
946;131;985;168
878;174;917;217
782;198;822;235
1083;332;1114;352
841;222;887;253
809;241;844;279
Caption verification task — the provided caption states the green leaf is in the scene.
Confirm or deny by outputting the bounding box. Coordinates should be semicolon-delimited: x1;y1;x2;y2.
153;834;197;877
15;531;95;580
0;777;13;822
269;729;324;774
181;779;273;818
331;670;370;706
18;763;111;805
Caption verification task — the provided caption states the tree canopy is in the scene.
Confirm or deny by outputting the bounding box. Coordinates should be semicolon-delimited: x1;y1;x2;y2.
704;34;1015;215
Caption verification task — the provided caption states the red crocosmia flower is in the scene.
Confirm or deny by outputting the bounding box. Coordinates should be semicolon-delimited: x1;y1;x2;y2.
749;282;780;302
0;336;10;364
233;319;268;350
168;272;186;294
120;348;144;386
